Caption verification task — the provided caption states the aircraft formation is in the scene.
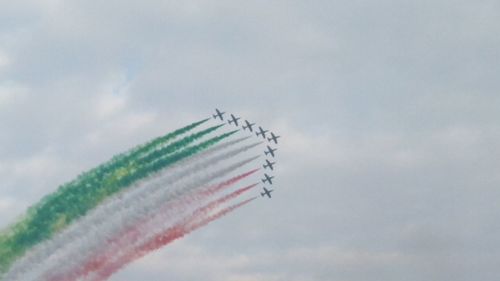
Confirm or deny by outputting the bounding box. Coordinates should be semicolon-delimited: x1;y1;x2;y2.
212;108;280;199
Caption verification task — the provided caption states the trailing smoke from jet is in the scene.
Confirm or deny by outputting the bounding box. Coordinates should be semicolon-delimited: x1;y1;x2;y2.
1;109;281;281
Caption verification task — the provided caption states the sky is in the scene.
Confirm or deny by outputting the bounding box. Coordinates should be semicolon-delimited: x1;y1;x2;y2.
1;1;500;280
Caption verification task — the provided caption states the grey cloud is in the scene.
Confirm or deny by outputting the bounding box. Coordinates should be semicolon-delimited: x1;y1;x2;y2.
1;1;500;280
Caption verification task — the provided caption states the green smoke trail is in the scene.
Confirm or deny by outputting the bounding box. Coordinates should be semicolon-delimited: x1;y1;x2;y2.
0;122;234;273
60;124;226;211
55;118;210;204
2;119;208;234
0;126;233;273
0;119;208;240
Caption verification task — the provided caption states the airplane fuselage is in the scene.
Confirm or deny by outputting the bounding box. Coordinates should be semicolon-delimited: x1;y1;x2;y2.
262;174;274;184
212;109;225;120
256;127;268;139
228;114;240;126
261;188;273;198
268;133;280;144
264;146;277;157
263;160;275;170
243;120;255;132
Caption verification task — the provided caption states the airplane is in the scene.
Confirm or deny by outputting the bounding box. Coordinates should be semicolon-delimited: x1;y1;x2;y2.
263;159;275;170
227;114;241;126
261;173;274;185
264;145;277;157
267;132;281;144
260;187;274;198
242;120;255;132
212;109;225;120
255;126;268;139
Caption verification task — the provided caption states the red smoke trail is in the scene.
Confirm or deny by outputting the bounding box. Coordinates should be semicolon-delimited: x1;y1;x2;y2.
91;187;257;281
51;170;258;281
188;197;257;232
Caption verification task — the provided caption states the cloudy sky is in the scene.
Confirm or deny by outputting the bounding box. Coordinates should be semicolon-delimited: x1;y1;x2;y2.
1;1;500;280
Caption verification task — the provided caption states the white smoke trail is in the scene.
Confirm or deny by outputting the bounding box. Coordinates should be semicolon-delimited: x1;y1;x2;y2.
86;189;257;281
3;136;256;280
39;156;259;281
0;137;254;280
54;178;258;281
8;142;259;281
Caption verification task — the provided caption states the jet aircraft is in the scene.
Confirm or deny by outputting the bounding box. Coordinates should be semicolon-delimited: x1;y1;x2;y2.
267;132;281;144
212;109;225;120
263;159;276;170
260;187;274;198
264;146;277;157
256;126;268;139
261;173;274;185
227;114;241;126
242;120;255;132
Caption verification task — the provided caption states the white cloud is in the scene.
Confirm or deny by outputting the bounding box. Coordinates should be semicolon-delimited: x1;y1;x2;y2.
0;49;10;69
94;93;128;119
0;82;27;108
0;198;15;213
0;197;28;229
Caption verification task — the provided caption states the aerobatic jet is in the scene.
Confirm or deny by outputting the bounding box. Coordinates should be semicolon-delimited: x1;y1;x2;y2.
264;146;277;157
267;132;281;144
227;114;241;126
212;109;225;120
263;159;275;170
256;126;268;139
260;187;274;198
242;120;255;132
261;173;274;185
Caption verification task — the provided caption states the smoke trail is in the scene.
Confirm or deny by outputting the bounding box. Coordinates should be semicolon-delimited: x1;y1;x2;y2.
69;118;211;194
132;124;224;166
0;120;220;272
10;154;259;281
0;125;229;274
0;119;207;238
71;125;231;208
2;119;207;230
3;138;258;281
38;157;258;281
51;172;258;281
124;118;210;162
89;191;257;281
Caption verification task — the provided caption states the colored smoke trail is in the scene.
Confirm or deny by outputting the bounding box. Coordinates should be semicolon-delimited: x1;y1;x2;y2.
11;155;260;281
3;138;259;280
88;189;258;281
0;118;207;235
49;171;259;281
1;115;269;281
127;119;210;162
0;120;218;272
